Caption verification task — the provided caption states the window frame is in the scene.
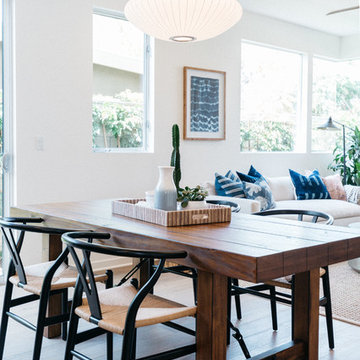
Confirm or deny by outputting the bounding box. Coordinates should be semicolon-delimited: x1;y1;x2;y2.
92;7;151;153
240;39;306;154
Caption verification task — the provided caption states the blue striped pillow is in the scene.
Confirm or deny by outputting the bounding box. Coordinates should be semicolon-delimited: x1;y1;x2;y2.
289;169;331;200
215;171;245;198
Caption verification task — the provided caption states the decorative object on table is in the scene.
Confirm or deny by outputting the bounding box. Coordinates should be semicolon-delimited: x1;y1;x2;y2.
112;198;231;227
145;190;155;207
154;166;177;211
242;177;275;211
177;185;208;209
215;171;245;198
183;67;226;140
289;169;331;200
305;170;346;201
170;124;181;192
124;0;243;43
317;117;358;185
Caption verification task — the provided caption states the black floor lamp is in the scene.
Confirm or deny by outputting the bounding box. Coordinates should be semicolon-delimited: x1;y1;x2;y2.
317;117;353;185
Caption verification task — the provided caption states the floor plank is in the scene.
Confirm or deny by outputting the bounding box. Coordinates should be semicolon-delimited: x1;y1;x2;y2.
0;272;359;359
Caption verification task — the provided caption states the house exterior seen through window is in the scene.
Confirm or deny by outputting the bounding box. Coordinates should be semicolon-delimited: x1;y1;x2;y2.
240;41;303;152
92;10;150;152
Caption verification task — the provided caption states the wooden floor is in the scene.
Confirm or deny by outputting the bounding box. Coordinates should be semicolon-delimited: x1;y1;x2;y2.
1;272;360;359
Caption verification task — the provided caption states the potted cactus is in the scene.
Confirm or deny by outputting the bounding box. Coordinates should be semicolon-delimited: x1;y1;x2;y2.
170;124;181;192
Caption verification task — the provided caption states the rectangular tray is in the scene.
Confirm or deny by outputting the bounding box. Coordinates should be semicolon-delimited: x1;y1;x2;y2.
112;198;231;227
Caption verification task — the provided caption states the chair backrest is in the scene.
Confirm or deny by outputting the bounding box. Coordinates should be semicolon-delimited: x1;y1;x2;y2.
206;199;240;213
0;217;74;285
62;231;187;325
253;209;334;225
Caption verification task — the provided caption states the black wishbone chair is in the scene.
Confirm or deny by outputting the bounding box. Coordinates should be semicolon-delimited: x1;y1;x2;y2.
0;217;112;360
62;231;197;360
231;209;335;350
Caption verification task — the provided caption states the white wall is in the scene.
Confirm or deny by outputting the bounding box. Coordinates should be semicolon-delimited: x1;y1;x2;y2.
13;1;340;207
340;34;360;59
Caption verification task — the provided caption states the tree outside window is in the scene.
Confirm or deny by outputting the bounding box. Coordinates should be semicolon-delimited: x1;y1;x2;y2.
240;42;302;152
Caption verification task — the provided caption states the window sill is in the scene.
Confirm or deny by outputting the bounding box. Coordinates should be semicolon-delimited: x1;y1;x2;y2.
93;148;153;154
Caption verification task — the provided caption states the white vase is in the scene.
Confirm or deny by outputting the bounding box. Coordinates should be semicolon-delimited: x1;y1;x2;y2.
154;166;177;211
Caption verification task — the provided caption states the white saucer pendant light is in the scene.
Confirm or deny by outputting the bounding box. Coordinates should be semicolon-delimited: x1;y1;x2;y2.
124;0;243;42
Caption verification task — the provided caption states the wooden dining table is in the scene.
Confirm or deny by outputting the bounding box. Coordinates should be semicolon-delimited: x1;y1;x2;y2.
11;199;360;360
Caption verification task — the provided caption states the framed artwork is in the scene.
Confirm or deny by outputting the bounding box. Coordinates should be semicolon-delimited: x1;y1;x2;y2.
183;66;226;140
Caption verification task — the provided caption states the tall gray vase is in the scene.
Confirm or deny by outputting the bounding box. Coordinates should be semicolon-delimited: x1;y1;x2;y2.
154;166;177;211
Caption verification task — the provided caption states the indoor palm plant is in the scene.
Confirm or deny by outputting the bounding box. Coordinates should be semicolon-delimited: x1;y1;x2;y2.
329;126;360;185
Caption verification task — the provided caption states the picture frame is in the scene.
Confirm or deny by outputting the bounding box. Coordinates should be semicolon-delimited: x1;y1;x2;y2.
183;66;226;140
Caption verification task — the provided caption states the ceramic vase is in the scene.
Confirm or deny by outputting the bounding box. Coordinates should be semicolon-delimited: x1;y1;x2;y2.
154;166;177;211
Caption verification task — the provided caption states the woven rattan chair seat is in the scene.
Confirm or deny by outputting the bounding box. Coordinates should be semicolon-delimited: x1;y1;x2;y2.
10;261;108;295
266;268;326;289
75;284;197;335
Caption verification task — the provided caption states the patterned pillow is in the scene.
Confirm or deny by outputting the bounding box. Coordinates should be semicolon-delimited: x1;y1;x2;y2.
242;177;275;211
304;170;346;201
215;171;245;198
344;184;360;204
237;165;266;183
289;169;331;200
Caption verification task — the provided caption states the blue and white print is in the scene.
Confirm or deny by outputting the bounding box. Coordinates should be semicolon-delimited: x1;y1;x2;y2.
289;169;331;200
242;178;275;211
190;76;219;133
215;171;245;198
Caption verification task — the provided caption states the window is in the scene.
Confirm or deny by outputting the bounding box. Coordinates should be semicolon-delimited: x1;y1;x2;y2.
92;9;151;151
312;57;360;152
240;41;303;152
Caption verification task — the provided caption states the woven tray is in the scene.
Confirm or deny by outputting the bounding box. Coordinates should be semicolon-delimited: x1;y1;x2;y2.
112;198;231;227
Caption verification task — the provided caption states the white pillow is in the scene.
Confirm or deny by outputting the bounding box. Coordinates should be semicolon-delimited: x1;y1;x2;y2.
266;176;295;201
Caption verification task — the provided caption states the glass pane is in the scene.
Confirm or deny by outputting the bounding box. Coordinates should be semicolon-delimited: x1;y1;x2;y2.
312;58;360;152
92;14;145;150
240;42;302;152
0;0;3;274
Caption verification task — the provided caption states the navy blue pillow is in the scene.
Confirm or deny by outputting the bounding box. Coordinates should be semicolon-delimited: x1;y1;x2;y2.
289;169;331;200
237;165;264;183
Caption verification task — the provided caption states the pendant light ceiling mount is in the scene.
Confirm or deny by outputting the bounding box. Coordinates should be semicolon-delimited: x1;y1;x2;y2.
125;0;243;43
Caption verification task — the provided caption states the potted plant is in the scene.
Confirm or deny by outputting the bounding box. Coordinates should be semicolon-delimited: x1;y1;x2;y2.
329;126;360;185
177;185;209;209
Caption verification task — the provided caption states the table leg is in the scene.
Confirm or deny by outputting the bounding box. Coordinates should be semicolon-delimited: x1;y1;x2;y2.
197;270;228;360
44;234;62;338
293;269;320;360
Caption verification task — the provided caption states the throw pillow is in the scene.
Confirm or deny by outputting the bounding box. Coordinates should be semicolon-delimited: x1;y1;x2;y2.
305;171;346;201
215;171;245;198
236;165;265;183
242;177;275;211
289;169;331;200
322;174;347;201
344;185;360;204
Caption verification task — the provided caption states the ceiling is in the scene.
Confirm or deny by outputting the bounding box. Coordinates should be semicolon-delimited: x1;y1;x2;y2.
239;0;360;37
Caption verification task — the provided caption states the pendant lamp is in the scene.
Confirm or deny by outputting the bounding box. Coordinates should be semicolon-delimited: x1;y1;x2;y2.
124;0;243;42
